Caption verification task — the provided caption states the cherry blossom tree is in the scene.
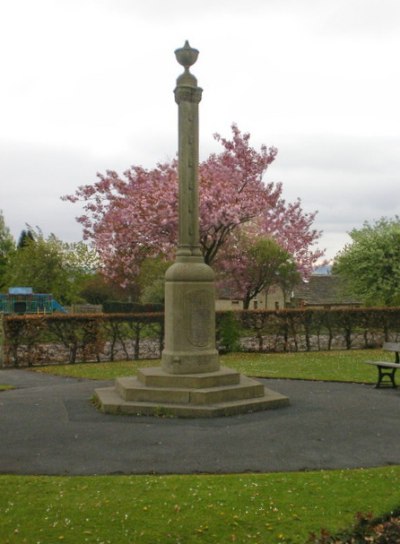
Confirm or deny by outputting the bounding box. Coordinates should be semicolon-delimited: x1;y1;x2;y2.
261;198;324;278
64;124;323;290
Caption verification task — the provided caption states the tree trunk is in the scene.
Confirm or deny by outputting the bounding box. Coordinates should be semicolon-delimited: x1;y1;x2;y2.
243;295;251;310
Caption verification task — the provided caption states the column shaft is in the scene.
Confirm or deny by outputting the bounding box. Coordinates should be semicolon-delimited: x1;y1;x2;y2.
175;84;202;258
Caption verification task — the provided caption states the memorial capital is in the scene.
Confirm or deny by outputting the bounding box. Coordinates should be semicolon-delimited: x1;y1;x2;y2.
174;86;203;105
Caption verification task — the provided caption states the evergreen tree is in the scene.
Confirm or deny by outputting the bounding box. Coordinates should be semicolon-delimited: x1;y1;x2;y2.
17;228;35;249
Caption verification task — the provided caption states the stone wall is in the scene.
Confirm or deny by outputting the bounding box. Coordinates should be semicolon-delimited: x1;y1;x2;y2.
2;331;399;368
240;331;400;352
1;338;162;367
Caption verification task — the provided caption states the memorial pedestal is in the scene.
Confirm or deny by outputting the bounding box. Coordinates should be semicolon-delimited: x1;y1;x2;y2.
95;366;289;417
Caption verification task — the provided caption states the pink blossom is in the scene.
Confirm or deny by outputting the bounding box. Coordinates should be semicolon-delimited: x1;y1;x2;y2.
62;124;323;289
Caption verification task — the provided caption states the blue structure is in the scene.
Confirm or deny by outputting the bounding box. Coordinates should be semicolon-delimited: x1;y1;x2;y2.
0;287;66;314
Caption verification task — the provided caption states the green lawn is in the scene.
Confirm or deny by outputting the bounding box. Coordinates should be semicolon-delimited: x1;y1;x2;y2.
224;350;382;383
31;349;384;384
1;467;400;544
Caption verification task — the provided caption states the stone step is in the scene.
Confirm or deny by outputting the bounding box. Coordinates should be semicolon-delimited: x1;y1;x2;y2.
115;375;264;405
190;376;264;404
94;385;289;418
137;366;240;389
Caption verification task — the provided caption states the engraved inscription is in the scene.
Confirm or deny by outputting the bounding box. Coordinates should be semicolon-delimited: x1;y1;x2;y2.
185;290;212;347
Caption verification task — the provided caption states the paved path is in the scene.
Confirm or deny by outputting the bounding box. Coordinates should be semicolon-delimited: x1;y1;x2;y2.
0;368;399;476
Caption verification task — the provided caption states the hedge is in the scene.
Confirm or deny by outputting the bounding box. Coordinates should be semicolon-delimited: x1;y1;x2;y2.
103;301;164;313
233;307;400;352
1;307;400;367
1;312;163;367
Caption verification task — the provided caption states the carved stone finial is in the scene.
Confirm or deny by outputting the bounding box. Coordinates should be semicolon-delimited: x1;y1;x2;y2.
175;40;199;71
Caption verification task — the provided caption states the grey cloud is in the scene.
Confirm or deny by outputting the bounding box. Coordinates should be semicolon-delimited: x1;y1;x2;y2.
0;142;108;240
0;138;177;241
101;0;268;20
316;0;400;38
274;135;400;175
263;134;400;257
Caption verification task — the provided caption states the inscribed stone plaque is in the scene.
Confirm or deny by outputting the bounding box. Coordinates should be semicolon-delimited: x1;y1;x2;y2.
185;289;213;347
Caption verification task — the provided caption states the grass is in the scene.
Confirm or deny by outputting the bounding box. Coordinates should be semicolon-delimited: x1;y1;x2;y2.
31;349;385;384
223;350;382;383
1;467;400;544
0;384;14;391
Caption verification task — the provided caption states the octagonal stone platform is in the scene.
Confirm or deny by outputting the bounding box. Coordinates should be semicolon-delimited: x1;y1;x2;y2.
94;366;289;418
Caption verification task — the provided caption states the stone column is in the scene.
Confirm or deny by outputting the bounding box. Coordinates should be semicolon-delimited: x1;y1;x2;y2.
174;43;203;259
161;42;220;375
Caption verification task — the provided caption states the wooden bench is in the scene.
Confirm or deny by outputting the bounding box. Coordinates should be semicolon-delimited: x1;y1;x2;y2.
365;342;400;388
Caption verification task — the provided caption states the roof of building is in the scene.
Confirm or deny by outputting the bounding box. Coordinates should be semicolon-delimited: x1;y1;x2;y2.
8;287;33;295
293;275;361;306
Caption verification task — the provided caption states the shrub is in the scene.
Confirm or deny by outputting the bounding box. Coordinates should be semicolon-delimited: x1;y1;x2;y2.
307;508;400;543
103;301;164;313
217;312;241;353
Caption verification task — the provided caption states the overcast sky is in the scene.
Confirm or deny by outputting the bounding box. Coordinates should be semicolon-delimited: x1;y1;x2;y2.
1;0;399;261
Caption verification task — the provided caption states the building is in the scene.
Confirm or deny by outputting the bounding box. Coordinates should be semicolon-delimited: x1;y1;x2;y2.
290;275;361;309
0;287;66;314
216;274;361;311
216;284;286;311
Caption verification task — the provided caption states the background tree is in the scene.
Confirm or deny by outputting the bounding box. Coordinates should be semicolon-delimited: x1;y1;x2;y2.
0;211;15;289
4;231;67;302
218;235;301;309
64;124;323;290
78;273;132;305
333;217;400;306
3;229;100;305
137;257;171;304
275;259;302;305
60;240;100;298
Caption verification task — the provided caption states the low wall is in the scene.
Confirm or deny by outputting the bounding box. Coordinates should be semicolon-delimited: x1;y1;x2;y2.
2;339;162;367
240;331;400;353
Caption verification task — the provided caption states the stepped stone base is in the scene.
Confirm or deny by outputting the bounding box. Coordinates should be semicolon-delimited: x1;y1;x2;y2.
94;366;289;418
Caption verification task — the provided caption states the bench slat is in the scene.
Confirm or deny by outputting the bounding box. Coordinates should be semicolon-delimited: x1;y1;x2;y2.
382;342;400;352
365;361;400;369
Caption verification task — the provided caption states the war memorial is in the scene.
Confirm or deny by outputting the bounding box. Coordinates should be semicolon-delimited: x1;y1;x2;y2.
95;42;289;417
